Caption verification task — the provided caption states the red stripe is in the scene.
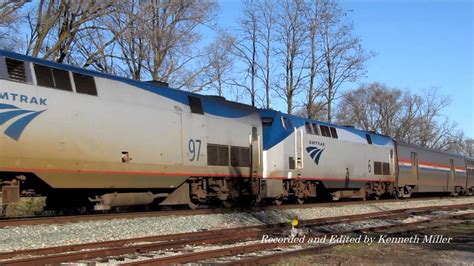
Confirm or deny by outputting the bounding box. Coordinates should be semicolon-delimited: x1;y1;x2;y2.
0;167;246;178
399;159;466;171
265;176;395;182
0;166;395;182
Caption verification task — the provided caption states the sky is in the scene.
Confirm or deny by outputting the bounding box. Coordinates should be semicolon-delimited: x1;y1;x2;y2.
216;0;473;138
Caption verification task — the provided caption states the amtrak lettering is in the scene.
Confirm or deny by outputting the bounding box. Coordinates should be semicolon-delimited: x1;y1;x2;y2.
309;140;325;146
0;91;47;106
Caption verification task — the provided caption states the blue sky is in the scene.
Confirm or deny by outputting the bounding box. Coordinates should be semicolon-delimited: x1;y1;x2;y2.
216;0;473;138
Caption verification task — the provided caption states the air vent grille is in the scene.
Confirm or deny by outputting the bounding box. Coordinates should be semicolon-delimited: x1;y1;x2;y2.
6;58;26;82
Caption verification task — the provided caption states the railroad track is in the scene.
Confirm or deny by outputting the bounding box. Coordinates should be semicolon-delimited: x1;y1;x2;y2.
0;202;472;265
0;196;455;228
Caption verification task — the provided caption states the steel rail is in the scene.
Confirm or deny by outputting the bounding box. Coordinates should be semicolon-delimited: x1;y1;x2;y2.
0;196;455;228
0;202;471;265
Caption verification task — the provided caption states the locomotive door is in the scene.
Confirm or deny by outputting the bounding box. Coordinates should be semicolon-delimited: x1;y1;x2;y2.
250;126;261;197
411;152;419;181
251;126;261;174
294;127;304;171
448;159;455;190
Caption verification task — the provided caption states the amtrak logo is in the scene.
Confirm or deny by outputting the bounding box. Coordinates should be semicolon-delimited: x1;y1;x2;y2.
306;146;324;165
0;103;46;141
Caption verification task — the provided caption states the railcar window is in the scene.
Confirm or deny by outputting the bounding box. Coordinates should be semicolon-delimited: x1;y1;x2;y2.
74;73;97;96
467;160;474;168
329;127;338;139
366;134;372;144
53;68;72;91
320;125;331;137
188;96;204;114
312;123;320;135
374;161;382;175
282;117;292;129
207;144;229;166
34;64;72;91
34;64;55;88
305;122;313;134
5;58;26;82
231;146;250;167
382;162;390;175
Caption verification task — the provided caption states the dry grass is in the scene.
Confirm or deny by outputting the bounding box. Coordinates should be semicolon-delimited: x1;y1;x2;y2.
1;197;45;217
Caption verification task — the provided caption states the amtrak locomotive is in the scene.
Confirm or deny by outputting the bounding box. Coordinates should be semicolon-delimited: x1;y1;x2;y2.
0;50;473;211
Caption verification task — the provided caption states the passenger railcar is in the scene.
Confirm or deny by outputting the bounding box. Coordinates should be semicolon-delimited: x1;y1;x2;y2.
397;143;471;196
467;158;474;195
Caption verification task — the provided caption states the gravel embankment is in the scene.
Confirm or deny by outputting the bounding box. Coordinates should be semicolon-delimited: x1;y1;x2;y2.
0;197;473;252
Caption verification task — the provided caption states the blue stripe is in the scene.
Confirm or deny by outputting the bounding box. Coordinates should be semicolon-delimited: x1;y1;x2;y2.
4;110;45;140
309;149;319;157
0;50;255;119
0;110;34;125
0;103;19;109
314;149;324;164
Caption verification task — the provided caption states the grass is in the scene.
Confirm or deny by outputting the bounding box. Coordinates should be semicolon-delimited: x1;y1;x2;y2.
1;197;46;217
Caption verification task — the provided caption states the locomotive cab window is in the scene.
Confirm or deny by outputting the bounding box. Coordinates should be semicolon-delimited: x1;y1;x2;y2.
329;127;338;139
282;117;292;130
4;58;27;83
366;134;372;144
305;122;313;134
188;96;204;114
312;123;320;135
320;125;331;137
34;64;72;91
74;73;97;96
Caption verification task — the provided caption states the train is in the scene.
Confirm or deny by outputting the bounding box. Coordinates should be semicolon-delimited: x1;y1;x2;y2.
0;50;473;211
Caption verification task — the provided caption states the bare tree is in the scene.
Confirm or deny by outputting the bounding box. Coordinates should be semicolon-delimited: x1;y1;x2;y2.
25;0;114;62
274;0;308;114
0;0;28;50
0;0;26;25
231;0;259;106
255;0;276;109
69;0;217;87
193;34;235;96
463;138;474;157
80;0;149;79
319;1;372;122
294;103;327;121
302;0;326;119
138;0;217;86
337;83;463;151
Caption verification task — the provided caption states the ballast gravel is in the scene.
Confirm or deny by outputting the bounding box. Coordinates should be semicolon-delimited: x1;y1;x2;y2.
0;197;473;252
